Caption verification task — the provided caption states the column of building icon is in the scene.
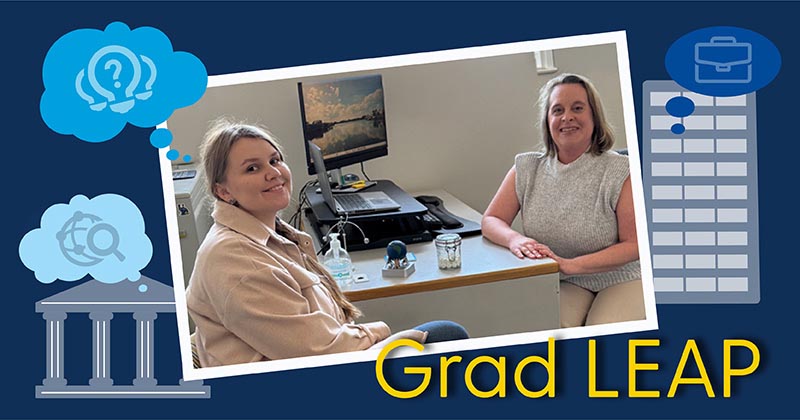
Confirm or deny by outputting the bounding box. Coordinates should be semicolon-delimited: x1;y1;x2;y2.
36;276;210;398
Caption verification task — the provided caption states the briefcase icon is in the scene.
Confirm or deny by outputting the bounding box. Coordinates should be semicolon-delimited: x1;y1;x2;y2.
694;36;752;84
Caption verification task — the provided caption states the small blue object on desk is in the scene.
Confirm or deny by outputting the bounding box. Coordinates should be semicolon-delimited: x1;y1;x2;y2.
382;240;415;278
386;240;406;260
383;252;416;263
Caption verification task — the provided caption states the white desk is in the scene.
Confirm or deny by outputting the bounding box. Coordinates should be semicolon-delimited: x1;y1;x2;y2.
335;191;561;338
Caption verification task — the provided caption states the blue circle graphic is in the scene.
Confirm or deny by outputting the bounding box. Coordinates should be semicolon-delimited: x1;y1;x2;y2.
183;154;192;163
150;128;173;148
666;26;781;97
666;96;695;118
166;149;179;160
671;124;686;135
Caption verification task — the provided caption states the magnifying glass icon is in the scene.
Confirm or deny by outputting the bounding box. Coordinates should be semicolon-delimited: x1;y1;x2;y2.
87;222;126;262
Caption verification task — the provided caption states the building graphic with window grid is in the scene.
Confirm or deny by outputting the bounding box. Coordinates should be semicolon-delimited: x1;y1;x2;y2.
643;80;760;304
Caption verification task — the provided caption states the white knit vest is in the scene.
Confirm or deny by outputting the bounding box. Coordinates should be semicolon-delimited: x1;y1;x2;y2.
515;151;641;292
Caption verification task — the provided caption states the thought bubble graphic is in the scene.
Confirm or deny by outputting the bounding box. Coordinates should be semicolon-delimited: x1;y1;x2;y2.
19;194;153;284
40;21;207;154
665;96;696;134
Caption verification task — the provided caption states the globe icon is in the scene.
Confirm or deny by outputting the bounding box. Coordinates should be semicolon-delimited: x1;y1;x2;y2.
56;211;125;267
386;240;407;261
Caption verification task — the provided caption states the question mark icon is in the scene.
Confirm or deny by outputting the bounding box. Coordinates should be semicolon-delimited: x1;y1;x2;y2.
81;45;143;114
74;44;157;114
104;59;122;89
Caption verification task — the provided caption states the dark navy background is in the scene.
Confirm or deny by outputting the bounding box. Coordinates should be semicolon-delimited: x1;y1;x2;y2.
2;1;797;418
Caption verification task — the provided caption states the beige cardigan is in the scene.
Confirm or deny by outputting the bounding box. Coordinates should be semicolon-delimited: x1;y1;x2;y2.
186;201;390;367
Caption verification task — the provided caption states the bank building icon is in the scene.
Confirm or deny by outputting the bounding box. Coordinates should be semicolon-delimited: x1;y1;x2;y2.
35;276;210;398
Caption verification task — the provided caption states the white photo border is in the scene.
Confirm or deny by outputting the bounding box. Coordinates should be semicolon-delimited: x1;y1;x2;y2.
159;30;657;381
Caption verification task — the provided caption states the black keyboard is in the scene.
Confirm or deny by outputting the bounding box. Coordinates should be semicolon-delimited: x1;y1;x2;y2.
421;212;444;230
336;194;371;212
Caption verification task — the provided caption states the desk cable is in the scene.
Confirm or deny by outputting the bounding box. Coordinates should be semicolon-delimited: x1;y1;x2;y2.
291;180;370;255
317;214;370;256
359;162;373;182
288;179;317;230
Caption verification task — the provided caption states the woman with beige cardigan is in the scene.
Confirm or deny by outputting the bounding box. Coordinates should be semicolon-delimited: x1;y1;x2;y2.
186;120;467;367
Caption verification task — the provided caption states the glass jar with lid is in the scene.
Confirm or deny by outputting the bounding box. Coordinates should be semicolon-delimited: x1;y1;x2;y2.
435;233;462;269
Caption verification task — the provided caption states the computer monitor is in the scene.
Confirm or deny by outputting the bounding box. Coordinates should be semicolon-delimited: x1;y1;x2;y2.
298;74;388;176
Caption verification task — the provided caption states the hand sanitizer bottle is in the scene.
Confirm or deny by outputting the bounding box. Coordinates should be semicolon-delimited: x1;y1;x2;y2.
323;233;353;287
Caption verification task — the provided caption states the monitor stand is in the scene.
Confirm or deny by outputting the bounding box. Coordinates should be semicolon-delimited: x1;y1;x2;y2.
305;180;432;251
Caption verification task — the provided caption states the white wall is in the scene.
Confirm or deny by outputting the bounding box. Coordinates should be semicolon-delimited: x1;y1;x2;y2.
167;43;626;219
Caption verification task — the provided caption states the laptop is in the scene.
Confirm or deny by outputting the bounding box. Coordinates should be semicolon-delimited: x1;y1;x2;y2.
308;142;401;215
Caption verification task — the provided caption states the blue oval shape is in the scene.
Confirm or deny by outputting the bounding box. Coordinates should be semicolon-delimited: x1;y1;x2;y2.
666;96;695;118
665;26;781;97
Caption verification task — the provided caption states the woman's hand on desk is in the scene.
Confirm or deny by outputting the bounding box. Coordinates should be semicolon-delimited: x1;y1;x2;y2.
531;240;639;276
507;238;575;274
368;329;428;350
529;243;578;275
508;235;545;260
